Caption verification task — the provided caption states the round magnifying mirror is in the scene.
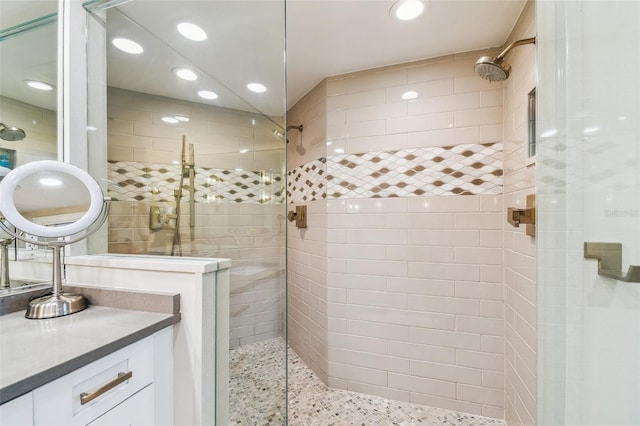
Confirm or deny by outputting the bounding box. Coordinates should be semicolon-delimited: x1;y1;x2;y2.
0;161;104;239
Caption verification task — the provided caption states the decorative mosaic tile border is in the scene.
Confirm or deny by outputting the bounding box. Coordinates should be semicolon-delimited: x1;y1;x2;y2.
108;161;284;204
287;143;503;203
286;158;326;202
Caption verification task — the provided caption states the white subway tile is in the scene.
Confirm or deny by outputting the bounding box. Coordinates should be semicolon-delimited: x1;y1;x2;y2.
345;133;408;153
482;370;505;390
387;112;454;135
480;265;504;283
407;126;479;148
387;78;454;100
347;320;410;342
346;381;411;403
388;341;456;365
409;92;479;116
455;213;503;230
410;359;482;386
328;243;386;260
346;102;407;123
481;300;504;319
386;277;454;297
454;76;503;94
408;230;480;247
457;384;505;409
327;89;385;111
345;68;407;93
346;197;408;213
456;315;503;336
388;373;455;399
326;78;345;96
457;349;504;372
407;196;480;212
386;309;455;330
329;362;388;387
347;289;408;309
480;124;504;142
482;335;504;355
408;295;480;316
328;273;387;291
346;259;407;277
480;89;504;108
455;247;503;265
408;262;480;281
410;393;482;416
346;229;408;245
387;245;455;263
328;332;388;355
455;107;503;127
479;230;503;248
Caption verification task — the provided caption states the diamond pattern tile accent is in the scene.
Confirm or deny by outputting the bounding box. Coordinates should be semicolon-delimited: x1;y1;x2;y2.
286;158;326;202
108;161;284;204
287;143;503;203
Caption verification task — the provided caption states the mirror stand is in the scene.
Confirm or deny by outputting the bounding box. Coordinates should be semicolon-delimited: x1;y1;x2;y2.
25;242;87;318
0;238;13;289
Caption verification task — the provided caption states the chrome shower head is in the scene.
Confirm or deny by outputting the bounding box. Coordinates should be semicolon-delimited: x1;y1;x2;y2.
474;37;535;82
0;123;26;141
474;56;511;82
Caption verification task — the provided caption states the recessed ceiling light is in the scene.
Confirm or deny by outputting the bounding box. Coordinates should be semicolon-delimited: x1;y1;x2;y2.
177;22;207;41
174;115;190;122
162;117;179;124
198;90;218;100
174;68;198;81
112;37;144;54
24;80;55;91
247;83;267;93
401;90;418;100
390;0;427;21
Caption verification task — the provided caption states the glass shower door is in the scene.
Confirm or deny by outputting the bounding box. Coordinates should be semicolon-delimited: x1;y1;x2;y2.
537;1;640;424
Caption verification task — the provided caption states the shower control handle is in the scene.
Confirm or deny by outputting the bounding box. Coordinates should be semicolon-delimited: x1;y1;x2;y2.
287;205;307;229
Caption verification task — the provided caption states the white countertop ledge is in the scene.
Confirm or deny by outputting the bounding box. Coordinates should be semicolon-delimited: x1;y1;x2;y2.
0;305;179;404
66;254;232;273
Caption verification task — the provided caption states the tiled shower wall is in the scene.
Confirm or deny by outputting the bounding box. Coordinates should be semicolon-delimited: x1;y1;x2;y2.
287;49;508;418
106;87;286;347
502;2;536;425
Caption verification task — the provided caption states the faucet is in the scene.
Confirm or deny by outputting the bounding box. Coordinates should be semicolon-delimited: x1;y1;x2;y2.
0;238;14;289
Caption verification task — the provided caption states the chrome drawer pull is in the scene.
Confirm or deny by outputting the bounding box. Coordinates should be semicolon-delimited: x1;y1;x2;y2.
80;371;133;405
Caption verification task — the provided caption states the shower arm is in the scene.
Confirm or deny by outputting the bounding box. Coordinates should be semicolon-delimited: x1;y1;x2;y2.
496;37;535;61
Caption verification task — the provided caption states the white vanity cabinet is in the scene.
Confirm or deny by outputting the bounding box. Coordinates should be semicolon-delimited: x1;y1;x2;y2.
0;392;33;426
1;327;172;426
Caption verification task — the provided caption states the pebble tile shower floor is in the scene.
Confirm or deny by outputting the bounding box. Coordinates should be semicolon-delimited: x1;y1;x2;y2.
229;338;506;425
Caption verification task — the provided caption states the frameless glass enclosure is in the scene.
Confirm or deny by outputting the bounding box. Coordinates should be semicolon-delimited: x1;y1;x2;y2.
83;1;287;424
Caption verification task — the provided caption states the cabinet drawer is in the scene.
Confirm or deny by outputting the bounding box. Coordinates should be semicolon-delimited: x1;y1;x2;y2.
34;335;154;426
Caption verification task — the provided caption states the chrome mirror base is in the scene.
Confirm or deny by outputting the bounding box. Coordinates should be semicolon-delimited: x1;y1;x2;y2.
25;292;88;319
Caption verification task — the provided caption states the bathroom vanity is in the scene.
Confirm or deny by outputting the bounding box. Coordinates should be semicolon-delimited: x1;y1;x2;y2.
0;297;180;425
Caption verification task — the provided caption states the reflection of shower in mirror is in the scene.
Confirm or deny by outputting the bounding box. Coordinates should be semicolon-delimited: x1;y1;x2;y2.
0;123;26;142
171;136;196;256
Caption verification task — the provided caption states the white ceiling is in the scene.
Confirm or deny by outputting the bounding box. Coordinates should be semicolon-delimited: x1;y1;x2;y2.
286;0;527;106
0;0;527;117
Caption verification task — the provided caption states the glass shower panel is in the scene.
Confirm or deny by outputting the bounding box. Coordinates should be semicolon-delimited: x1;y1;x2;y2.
86;1;287;424
537;1;640;424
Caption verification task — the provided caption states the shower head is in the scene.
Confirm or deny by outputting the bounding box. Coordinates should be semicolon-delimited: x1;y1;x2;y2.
0;123;26;141
474;56;511;82
286;124;303;133
474;37;535;82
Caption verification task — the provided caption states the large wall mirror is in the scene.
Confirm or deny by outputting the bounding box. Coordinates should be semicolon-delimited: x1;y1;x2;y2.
83;1;287;423
0;2;59;266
